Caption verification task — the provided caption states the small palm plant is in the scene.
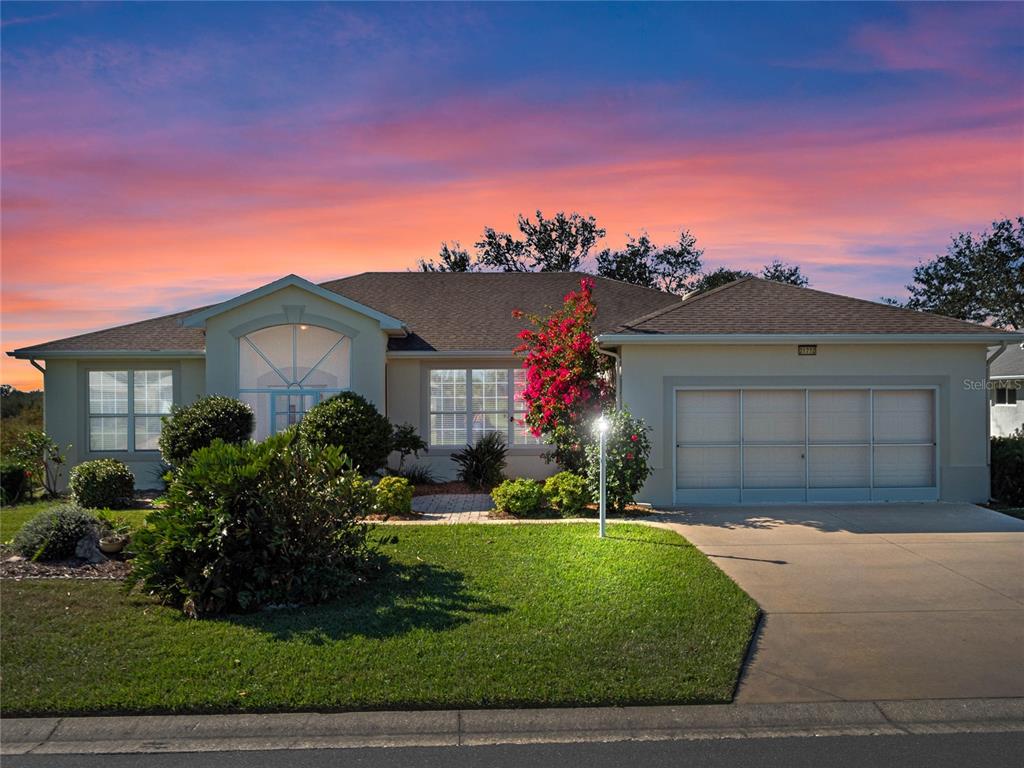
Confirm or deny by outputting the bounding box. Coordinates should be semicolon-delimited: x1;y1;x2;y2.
452;431;508;489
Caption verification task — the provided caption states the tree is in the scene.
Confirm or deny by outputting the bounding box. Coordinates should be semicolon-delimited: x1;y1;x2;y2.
513;278;613;471
898;218;1024;329
596;229;704;294
689;267;754;294
761;259;809;287
418;241;474;272
475;210;606;272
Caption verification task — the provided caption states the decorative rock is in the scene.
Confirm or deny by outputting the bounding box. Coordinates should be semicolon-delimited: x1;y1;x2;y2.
74;534;107;564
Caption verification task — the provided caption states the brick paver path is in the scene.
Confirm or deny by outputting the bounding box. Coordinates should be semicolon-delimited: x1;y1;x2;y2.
409;493;495;523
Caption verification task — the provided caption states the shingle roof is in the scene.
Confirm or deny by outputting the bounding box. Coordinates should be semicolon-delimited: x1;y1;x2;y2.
10;272;681;356
611;277;1021;337
991;343;1024;378
320;272;681;351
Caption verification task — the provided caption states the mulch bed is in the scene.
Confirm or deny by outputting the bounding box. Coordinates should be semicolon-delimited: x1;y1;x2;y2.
1;551;132;581
412;482;492;497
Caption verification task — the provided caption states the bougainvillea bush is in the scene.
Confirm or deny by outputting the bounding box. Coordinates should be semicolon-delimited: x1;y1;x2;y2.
513;278;612;472
584;410;653;512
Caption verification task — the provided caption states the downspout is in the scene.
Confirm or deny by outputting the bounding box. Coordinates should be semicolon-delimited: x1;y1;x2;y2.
985;342;1008;477
29;359;45;375
595;343;622;410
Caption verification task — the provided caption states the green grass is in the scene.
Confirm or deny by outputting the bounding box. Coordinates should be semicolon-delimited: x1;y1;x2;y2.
1;523;758;716
1;500;149;543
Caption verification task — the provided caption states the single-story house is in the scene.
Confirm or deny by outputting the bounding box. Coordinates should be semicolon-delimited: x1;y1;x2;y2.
989;342;1024;437
9;272;1022;505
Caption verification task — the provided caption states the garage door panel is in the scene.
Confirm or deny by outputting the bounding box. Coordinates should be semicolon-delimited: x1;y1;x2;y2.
809;390;869;443
873;390;934;443
873;445;935;488
677;446;739;489
809;445;870;488
743;390;805;443
676;391;739;443
743;446;805;488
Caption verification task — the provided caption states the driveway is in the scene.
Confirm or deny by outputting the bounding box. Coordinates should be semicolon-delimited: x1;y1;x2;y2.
661;503;1024;704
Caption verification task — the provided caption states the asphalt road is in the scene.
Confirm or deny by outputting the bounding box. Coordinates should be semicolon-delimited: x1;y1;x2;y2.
7;732;1023;768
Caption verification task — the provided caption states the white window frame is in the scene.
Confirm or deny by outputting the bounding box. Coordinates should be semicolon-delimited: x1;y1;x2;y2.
86;367;175;455
995;387;1017;406
428;367;543;449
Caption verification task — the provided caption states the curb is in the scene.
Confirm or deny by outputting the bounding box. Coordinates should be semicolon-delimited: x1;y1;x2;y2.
3;698;1023;755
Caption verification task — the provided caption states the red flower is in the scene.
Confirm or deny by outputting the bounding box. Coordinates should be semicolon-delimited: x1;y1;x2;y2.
511;309;524;319
626;452;634;461
630;434;638;442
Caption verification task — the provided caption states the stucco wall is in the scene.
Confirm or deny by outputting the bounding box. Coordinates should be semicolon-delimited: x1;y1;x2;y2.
43;356;206;490
990;380;1023;437
203;284;389;409
617;342;991;506
386;356;554;481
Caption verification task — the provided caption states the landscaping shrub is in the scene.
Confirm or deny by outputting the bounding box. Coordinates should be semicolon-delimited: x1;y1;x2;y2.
585;410;653;512
492;478;546;517
389;463;437;486
543;471;591;517
390;423;428;472
129;431;379;617
0;462;29;504
452;431;507;489
69;459;135;509
12;504;99;561
8;430;67;497
298;392;393;475
375;475;414;517
991;429;1024;505
159;396;254;467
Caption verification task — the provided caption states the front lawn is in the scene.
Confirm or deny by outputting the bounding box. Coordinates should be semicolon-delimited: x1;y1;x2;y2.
1;523;758;716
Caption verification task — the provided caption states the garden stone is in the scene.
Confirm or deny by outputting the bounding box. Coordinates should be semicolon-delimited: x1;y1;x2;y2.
75;533;107;564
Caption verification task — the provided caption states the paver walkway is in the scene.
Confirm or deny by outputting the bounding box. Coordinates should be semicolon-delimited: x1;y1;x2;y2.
410;493;494;523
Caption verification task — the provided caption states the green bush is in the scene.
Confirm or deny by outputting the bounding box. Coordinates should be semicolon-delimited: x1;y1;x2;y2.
991;429;1024;505
298;392;393;475
0;462;29;504
388;463;437;485
585;410;653;512
492;478;546;517
543;471;591;517
390;423;428;472
69;459;135;509
159;396;254;467
375;475;414;517
129;431;378;617
12;504;99;561
8;430;67;497
452;431;507;489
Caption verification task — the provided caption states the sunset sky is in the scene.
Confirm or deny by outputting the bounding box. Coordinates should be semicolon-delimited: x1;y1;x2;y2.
2;1;1022;390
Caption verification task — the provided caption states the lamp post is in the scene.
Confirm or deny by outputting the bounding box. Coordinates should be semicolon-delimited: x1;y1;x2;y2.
596;415;609;538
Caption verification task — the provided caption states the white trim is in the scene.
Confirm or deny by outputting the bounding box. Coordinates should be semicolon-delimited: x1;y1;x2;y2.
671;385;941;505
989;375;1024;381
388;350;517;358
598;333;1024;345
180;274;407;331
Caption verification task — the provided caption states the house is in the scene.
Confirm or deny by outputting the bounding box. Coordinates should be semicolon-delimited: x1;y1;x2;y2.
989;342;1024;437
9;272;1022;505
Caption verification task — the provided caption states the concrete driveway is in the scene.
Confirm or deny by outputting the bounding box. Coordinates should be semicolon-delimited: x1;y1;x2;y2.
661;503;1024;704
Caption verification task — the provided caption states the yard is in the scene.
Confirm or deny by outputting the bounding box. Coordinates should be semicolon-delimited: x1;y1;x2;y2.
0;500;149;543
1;522;758;716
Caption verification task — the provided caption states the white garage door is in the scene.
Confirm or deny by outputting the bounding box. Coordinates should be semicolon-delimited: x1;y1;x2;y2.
675;388;937;504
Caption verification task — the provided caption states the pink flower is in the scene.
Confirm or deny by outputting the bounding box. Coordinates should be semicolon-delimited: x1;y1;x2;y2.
626;452;634;461
630;434;638;442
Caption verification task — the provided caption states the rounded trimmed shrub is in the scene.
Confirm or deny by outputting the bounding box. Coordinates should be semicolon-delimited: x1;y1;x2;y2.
13;504;99;561
159;396;254;467
543;471;591;517
585;409;653;512
297;392;392;475
491;478;545;517
129;432;378;617
69;459;135;509
0;462;29;505
375;475;414;517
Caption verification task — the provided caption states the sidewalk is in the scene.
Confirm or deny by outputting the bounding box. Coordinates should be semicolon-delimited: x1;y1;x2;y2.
3;698;1022;755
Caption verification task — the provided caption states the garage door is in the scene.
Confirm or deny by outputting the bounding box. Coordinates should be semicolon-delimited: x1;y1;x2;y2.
675;388;937;504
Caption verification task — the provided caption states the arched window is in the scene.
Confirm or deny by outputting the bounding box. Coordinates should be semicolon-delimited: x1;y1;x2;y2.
238;324;350;440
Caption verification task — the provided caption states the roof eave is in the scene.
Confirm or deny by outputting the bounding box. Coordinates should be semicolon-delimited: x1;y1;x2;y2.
7;349;206;360
597;332;1024;345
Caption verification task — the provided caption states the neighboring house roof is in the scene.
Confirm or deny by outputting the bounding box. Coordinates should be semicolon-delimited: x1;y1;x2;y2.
605;277;1023;340
9;272;681;357
990;342;1024;379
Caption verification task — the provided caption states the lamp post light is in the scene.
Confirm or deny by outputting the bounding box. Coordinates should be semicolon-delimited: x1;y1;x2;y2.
595;415;610;538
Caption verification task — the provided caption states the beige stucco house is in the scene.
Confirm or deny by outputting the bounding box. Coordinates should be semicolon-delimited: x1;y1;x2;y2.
9;272;1022;505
